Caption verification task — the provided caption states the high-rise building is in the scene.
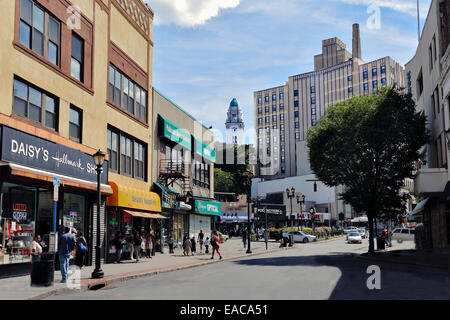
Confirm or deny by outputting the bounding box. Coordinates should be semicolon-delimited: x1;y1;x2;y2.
254;24;406;180
226;98;245;145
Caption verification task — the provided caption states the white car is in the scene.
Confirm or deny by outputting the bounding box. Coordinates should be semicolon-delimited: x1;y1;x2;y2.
391;228;415;243
347;231;362;244
282;231;317;243
358;228;367;239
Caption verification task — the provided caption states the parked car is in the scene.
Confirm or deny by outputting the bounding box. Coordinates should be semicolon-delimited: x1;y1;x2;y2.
358;228;367;239
391;228;415;243
270;230;282;241
282;231;317;243
347;231;362;244
343;227;359;234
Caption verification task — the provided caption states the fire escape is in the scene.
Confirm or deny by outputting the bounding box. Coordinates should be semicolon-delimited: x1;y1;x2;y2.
158;160;192;200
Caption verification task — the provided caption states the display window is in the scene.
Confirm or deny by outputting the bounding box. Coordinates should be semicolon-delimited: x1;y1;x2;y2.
62;193;86;235
0;183;37;265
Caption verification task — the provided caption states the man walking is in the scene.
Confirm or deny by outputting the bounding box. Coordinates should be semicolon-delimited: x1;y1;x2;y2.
242;228;247;248
58;227;76;283
198;230;204;253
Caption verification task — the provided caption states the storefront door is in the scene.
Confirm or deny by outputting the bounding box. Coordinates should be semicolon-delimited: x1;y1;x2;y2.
62;193;86;236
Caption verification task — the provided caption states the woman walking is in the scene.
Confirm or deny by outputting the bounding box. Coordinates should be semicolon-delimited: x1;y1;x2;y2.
168;232;175;254
198;230;204;253
75;232;87;269
145;232;153;258
184;236;192;256
210;231;222;260
190;236;196;256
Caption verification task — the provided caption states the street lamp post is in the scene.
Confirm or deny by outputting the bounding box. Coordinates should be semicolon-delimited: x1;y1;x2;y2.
296;194;305;231
286;188;295;247
91;150;105;279
243;171;254;254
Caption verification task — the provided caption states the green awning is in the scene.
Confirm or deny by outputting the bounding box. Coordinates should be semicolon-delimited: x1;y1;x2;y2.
158;115;191;150
194;138;216;163
194;199;221;216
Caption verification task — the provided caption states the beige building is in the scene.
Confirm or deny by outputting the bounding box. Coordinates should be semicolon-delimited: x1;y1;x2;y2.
407;0;450;249
152;88;219;244
0;0;158;273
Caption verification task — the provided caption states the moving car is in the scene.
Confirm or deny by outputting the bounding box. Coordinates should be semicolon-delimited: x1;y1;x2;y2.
347;231;362;244
282;231;317;243
343;227;359;234
358;228;367;239
391;228;415;243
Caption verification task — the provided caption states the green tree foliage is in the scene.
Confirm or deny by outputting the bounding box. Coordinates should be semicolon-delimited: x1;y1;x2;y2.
214;168;235;193
307;87;428;253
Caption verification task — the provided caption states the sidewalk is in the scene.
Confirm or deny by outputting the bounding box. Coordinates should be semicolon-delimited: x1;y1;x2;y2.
0;238;289;300
358;241;450;270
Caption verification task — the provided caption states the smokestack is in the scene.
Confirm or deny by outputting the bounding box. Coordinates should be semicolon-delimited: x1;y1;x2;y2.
352;23;362;60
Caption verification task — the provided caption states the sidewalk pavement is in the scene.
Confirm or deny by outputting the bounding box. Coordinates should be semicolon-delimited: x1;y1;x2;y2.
0;237;292;300
358;241;450;270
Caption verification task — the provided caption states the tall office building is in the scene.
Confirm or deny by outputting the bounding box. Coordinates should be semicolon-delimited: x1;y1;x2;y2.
254;24;406;180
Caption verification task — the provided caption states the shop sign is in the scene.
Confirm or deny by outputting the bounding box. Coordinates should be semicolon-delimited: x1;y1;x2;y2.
194;138;216;163
158;115;191;150
107;182;162;212
194;200;221;216
1;126;108;184
12;203;28;221
162;190;179;209
256;208;283;215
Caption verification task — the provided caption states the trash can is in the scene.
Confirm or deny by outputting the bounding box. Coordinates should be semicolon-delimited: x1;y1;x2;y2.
31;253;55;287
376;237;385;250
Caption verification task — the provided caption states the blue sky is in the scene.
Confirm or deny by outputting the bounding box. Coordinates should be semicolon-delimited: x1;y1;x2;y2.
146;0;432;143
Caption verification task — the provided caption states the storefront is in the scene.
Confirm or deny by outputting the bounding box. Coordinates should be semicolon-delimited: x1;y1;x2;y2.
106;182;163;262
188;198;221;239
0;125;112;278
254;204;286;229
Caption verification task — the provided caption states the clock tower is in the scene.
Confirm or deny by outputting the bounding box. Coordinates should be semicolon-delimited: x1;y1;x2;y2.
225;98;245;145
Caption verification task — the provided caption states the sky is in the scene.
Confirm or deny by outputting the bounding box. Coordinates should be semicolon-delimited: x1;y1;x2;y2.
146;0;433;143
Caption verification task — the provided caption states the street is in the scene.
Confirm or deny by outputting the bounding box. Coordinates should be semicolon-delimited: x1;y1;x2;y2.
46;238;450;300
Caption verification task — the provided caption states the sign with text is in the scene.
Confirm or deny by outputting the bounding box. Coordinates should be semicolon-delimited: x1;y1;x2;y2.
1;126;108;184
194;200;221;216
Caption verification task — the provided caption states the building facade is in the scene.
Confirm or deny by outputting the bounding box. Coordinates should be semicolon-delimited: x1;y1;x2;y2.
152;88;219;245
0;0;159;276
407;0;450;249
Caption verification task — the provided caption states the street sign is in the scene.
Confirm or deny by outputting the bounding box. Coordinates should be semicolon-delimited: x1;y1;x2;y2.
53;176;60;187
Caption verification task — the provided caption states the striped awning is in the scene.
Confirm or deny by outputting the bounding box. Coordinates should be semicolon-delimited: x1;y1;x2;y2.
123;210;168;219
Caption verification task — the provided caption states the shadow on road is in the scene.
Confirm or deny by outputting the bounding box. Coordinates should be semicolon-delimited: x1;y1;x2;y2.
232;253;450;299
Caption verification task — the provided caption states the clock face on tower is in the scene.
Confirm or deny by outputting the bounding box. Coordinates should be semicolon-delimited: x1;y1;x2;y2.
232;127;237;132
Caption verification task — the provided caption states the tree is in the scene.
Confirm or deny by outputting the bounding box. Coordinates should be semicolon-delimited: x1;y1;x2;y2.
214;168;235;193
307;86;428;254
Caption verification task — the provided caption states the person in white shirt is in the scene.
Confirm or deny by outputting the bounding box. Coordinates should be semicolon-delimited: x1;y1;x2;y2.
30;235;43;254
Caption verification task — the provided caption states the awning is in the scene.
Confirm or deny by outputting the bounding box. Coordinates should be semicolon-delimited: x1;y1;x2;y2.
410;198;430;218
440;181;450;202
152;182;180;209
193;199;221;216
123;210;168;219
158;115;192;150
107;182;162;212
2;162;113;195
194;137;216;163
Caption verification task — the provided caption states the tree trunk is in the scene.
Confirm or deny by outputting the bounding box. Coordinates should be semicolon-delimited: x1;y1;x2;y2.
368;215;375;254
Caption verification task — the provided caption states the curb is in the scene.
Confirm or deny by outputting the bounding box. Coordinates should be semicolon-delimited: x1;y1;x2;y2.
357;255;450;271
29;247;286;300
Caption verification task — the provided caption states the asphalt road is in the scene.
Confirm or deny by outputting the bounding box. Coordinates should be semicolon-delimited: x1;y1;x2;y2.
47;238;450;300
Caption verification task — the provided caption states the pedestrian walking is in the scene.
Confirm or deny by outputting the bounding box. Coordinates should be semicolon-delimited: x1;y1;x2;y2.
210;231;222;260
242;229;247;248
128;233;135;261
133;231;142;262
113;231;124;263
184;236;192;256
58;227;76;283
168;232;175;254
75;232;88;269
204;237;210;253
198;230;204;253
190;236;196;255
145;232;153;258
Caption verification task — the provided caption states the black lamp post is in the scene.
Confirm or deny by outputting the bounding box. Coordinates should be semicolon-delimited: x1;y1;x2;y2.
243;171;254;254
296;194;305;231
91;149;105;279
286;187;295;247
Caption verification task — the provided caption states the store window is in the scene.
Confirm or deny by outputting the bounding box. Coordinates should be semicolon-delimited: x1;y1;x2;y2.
0;183;36;265
62;193;85;236
71;33;84;82
69;105;82;143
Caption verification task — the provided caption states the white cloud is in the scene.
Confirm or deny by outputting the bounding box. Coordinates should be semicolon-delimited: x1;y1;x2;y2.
146;0;241;26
